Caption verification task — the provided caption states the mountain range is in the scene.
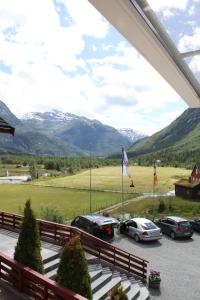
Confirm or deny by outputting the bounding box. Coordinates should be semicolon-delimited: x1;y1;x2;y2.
0;100;145;156
127;108;200;165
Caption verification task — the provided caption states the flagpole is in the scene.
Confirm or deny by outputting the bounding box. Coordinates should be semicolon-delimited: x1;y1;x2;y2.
89;149;92;213
121;147;124;218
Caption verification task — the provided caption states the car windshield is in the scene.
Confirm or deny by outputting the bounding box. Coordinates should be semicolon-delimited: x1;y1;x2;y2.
179;221;190;228
142;222;157;230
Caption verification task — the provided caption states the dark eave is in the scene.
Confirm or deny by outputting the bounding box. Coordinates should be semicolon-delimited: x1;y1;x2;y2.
0;117;15;136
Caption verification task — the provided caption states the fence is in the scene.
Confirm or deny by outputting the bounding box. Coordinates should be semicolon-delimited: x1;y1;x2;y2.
0;252;87;300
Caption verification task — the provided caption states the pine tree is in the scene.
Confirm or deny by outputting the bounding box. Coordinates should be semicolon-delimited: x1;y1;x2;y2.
56;236;92;300
29;159;38;179
14;200;43;274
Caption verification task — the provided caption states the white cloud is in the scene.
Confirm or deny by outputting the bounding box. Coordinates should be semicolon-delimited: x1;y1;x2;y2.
0;0;186;136
147;0;188;11
178;27;200;52
188;4;196;15
189;56;200;73
57;0;109;38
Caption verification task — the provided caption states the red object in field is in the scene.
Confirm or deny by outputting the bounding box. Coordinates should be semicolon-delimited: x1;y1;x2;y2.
191;164;200;181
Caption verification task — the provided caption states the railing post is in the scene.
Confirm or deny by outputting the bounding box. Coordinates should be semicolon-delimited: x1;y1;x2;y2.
44;284;48;299
39;221;42;237
128;254;130;273
13;214;15;230
0;256;1;280
54;224;57;241
18;268;23;292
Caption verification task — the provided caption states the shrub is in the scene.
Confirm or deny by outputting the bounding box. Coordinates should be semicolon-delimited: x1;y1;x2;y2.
14;200;43;274
56;235;92;300
41;204;64;224
109;286;128;300
158;199;166;213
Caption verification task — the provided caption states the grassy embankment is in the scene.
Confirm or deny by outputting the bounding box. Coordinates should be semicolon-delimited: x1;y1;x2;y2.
111;196;200;219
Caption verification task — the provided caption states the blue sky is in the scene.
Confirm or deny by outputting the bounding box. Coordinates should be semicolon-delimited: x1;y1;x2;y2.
0;0;199;135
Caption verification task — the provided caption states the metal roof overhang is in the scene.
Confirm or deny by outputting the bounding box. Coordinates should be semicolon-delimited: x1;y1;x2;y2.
88;0;200;107
0;117;15;135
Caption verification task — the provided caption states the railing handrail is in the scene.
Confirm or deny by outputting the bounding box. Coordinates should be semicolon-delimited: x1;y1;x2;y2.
0;211;149;279
0;251;87;300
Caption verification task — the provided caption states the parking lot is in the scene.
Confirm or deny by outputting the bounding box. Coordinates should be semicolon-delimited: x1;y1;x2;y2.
113;230;200;300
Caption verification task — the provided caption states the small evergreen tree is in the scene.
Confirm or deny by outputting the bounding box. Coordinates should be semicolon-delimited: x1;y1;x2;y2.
29;159;38;179
56;236;92;300
14;200;43;274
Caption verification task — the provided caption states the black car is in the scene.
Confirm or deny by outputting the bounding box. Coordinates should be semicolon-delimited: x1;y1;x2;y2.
71;214;118;241
155;216;193;239
190;219;200;233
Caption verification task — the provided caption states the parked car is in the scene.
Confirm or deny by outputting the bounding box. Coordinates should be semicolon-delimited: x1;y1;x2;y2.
190;218;200;233
119;217;162;242
155;216;193;239
71;214;118;241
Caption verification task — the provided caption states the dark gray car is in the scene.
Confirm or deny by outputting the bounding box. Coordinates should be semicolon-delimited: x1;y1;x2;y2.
156;216;193;239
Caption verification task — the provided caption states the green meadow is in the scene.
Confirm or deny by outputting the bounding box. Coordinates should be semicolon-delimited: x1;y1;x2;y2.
0;184;132;220
34;166;190;193
0;166;192;220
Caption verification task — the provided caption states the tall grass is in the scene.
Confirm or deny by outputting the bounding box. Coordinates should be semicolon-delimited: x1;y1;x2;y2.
112;196;200;219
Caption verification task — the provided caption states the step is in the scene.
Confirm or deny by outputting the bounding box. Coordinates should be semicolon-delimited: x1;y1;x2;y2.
126;283;141;300
44;258;60;273
43;253;59;264
88;264;102;271
45;267;58;280
121;279;131;293
136;286;149;300
91;272;112;293
93;276;121;300
89;269;102;282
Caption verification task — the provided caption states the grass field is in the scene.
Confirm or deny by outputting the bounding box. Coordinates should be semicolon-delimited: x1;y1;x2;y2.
0;166;193;221
34;166;190;193
0;184;134;220
111;196;200;219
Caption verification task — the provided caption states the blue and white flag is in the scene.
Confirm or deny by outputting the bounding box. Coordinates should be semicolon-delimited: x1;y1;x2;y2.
122;147;128;176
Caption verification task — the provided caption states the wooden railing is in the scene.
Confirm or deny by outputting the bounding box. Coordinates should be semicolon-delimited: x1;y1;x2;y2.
0;211;148;280
0;252;87;300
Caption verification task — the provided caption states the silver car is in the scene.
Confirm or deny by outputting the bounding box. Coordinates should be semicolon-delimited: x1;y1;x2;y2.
119;217;162;242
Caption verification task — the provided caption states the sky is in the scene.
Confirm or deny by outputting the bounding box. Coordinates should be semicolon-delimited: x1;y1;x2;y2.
0;0;200;135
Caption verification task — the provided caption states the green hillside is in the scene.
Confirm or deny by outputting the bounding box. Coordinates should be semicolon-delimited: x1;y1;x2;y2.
128;108;200;167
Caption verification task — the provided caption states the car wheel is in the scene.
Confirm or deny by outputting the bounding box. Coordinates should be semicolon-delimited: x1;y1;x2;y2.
134;234;140;242
170;231;176;239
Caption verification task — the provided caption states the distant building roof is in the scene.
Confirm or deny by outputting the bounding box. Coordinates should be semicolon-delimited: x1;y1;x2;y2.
0;117;15;135
191;164;200;176
174;178;200;188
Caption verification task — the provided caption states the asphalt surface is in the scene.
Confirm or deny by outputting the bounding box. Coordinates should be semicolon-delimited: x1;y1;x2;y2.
113;230;200;300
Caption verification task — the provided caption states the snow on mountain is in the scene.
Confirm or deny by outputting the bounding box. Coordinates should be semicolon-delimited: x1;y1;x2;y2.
118;128;146;143
22;110;80;122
